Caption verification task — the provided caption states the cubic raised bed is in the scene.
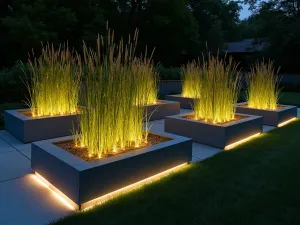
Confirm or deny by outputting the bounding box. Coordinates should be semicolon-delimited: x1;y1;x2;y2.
4;109;79;143
31;132;192;210
165;94;194;109
236;103;297;127
144;100;180;121
165;112;263;149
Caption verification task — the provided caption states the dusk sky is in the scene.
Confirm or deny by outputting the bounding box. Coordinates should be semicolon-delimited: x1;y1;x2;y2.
239;3;252;20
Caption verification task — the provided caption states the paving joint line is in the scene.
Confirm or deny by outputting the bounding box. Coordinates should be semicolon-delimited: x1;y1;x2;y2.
0;135;31;161
0;173;32;184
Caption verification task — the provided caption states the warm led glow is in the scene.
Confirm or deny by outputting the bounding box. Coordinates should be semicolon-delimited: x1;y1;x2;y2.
34;172;76;210
82;163;187;210
278;118;296;127
33;163;187;211
224;133;261;150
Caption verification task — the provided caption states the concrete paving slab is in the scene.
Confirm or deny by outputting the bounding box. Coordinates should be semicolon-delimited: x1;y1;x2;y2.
0;138;16;154
19;147;31;160
180;108;192;114
0;174;74;225
0;151;32;182
263;125;276;133
190;157;203;164
0;130;29;150
192;143;222;160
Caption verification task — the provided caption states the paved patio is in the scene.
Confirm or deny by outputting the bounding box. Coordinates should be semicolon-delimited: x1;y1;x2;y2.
0;108;299;225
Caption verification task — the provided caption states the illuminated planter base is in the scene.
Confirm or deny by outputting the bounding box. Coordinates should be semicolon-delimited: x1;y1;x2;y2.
164;113;263;149
4;109;79;143
31;133;192;210
236;103;297;127
165;95;194;109
144;100;180;121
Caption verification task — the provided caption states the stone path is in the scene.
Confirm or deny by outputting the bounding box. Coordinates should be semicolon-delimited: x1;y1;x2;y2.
0;108;299;225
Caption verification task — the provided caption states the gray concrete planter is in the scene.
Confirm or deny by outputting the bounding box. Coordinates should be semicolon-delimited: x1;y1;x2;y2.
165;94;194;109
31;132;192;210
144;100;180;121
165;112;263;149
236;102;297;126
4;109;79;143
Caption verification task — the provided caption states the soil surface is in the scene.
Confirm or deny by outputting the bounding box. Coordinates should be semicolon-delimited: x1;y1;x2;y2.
183;114;249;125
55;133;172;162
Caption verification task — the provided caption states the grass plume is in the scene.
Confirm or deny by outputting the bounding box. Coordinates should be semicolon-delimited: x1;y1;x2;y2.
75;28;156;158
183;54;241;123
246;60;280;110
25;44;82;117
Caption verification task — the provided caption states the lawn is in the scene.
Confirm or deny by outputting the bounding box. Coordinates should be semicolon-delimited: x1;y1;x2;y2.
279;92;300;106
51;116;300;225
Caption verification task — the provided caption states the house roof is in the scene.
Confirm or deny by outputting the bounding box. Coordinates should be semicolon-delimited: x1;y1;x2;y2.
224;38;269;53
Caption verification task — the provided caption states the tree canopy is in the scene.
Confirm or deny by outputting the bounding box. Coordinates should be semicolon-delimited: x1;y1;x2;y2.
0;0;241;67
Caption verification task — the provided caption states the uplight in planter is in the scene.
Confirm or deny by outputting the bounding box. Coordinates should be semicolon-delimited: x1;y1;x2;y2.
165;55;264;149
236;61;297;126
4;44;81;142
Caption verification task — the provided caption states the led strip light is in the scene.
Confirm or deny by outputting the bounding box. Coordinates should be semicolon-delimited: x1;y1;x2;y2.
224;133;261;150
34;163;187;211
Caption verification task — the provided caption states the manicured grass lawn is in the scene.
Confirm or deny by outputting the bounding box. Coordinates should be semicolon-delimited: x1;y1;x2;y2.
279;92;300;106
52;118;300;225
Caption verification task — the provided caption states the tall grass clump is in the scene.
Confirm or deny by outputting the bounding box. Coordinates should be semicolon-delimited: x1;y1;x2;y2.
193;54;241;123
75;28;154;158
246;60;280;110
182;60;202;98
25;44;82;117
131;49;158;106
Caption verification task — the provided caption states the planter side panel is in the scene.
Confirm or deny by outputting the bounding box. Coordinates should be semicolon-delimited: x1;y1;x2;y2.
31;144;80;204
165;117;225;148
4;109;79;143
4;111;25;142
236;106;297;126
224;116;263;146
79;140;192;203
165;95;194;109
235;107;278;126
277;107;297;125
145;101;180;121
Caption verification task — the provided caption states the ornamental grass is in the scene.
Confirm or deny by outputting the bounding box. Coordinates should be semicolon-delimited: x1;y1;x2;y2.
246;60;280;110
25;44;82;117
74;28;156;158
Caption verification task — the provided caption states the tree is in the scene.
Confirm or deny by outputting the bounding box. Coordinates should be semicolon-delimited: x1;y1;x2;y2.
241;0;300;72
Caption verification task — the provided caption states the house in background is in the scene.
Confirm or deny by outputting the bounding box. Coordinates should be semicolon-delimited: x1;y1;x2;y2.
224;38;269;70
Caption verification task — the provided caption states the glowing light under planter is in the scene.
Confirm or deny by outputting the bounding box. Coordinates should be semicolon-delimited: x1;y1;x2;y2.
34;172;76;210
224;133;261;150
277;117;296;127
34;163;187;211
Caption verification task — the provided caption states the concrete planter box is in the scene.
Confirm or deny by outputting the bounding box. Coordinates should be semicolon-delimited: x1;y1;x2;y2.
31;132;192;210
165;94;194;109
165;112;263;149
144;100;180;121
4;109;79;143
236;103;297;126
